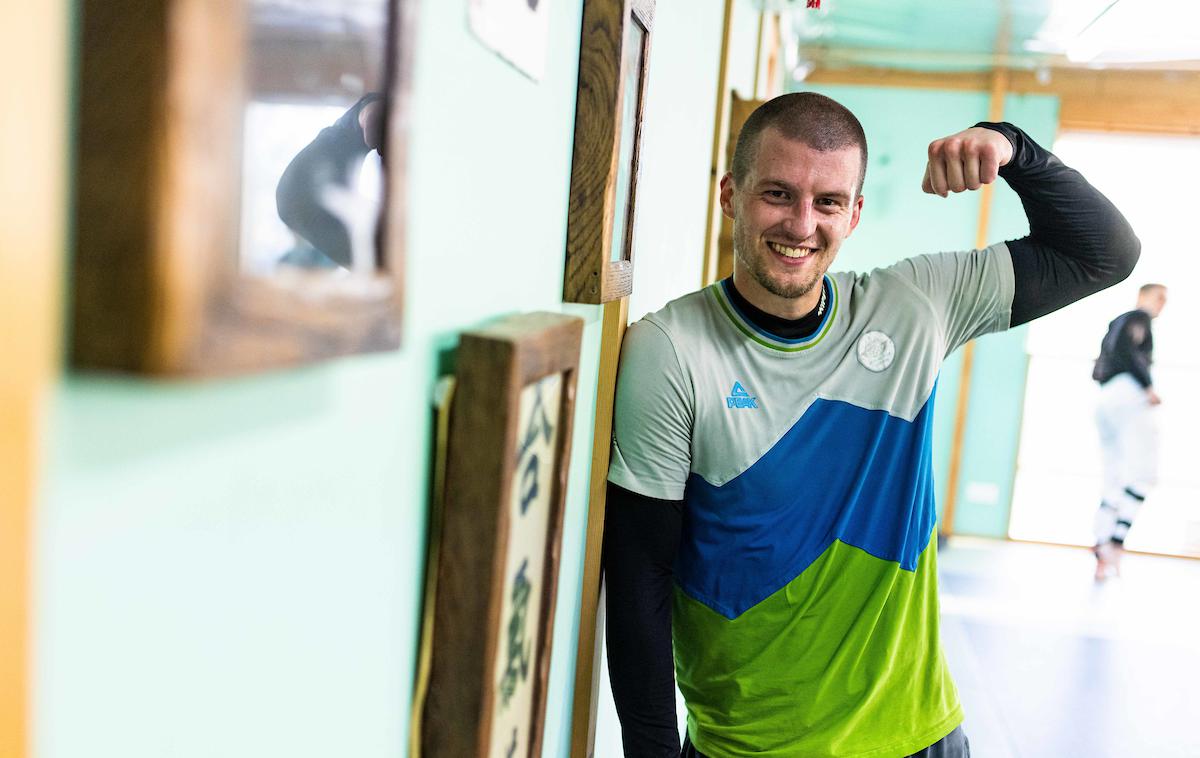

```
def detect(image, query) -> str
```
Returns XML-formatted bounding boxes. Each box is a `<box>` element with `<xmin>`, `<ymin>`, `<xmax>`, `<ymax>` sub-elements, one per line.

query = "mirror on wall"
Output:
<box><xmin>241</xmin><ymin>0</ymin><xmax>389</xmax><ymax>277</ymax></box>
<box><xmin>73</xmin><ymin>0</ymin><xmax>415</xmax><ymax>376</ymax></box>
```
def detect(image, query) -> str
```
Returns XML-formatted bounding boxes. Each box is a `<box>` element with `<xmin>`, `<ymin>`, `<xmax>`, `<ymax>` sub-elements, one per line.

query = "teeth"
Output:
<box><xmin>769</xmin><ymin>241</ymin><xmax>810</xmax><ymax>258</ymax></box>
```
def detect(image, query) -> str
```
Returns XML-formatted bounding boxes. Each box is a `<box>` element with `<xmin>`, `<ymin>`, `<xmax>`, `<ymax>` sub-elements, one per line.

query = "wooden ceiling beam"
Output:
<box><xmin>799</xmin><ymin>45</ymin><xmax>1200</xmax><ymax>73</ymax></box>
<box><xmin>804</xmin><ymin>66</ymin><xmax>1200</xmax><ymax>135</ymax></box>
<box><xmin>806</xmin><ymin>66</ymin><xmax>991</xmax><ymax>92</ymax></box>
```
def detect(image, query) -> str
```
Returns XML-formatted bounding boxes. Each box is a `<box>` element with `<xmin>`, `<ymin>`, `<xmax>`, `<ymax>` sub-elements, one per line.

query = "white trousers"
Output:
<box><xmin>1093</xmin><ymin>374</ymin><xmax>1160</xmax><ymax>544</ymax></box>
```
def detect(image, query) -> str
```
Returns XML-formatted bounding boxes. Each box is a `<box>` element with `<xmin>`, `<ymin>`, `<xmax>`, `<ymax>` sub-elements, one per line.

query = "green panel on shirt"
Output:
<box><xmin>674</xmin><ymin>531</ymin><xmax>961</xmax><ymax>758</ymax></box>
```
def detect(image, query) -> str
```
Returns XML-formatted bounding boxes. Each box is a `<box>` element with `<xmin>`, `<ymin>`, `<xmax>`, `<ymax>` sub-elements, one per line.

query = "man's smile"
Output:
<box><xmin>767</xmin><ymin>240</ymin><xmax>817</xmax><ymax>260</ymax></box>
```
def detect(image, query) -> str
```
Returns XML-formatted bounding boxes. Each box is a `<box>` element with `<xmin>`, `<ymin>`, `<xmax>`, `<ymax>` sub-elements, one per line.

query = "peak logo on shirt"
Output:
<box><xmin>726</xmin><ymin>382</ymin><xmax>759</xmax><ymax>409</ymax></box>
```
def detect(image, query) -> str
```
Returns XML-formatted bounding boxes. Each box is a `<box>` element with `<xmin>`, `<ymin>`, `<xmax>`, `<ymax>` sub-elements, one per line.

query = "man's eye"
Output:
<box><xmin>765</xmin><ymin>190</ymin><xmax>789</xmax><ymax>201</ymax></box>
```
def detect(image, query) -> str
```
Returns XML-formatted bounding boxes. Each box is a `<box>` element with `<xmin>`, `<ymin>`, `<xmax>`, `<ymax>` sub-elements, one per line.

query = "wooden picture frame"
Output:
<box><xmin>422</xmin><ymin>313</ymin><xmax>583</xmax><ymax>758</ymax></box>
<box><xmin>71</xmin><ymin>0</ymin><xmax>416</xmax><ymax>376</ymax></box>
<box><xmin>563</xmin><ymin>0</ymin><xmax>655</xmax><ymax>304</ymax></box>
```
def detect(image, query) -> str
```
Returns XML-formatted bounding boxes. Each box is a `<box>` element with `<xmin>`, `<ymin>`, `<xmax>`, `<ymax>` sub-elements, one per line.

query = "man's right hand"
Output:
<box><xmin>921</xmin><ymin>126</ymin><xmax>1014</xmax><ymax>197</ymax></box>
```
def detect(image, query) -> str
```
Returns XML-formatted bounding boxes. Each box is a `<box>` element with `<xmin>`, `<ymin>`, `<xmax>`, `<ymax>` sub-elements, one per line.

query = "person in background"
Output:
<box><xmin>1091</xmin><ymin>283</ymin><xmax>1167</xmax><ymax>580</ymax></box>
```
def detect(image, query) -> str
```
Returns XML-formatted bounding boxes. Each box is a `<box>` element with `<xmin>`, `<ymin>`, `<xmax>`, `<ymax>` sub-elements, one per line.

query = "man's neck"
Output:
<box><xmin>725</xmin><ymin>277</ymin><xmax>827</xmax><ymax>341</ymax></box>
<box><xmin>732</xmin><ymin>270</ymin><xmax>824</xmax><ymax>320</ymax></box>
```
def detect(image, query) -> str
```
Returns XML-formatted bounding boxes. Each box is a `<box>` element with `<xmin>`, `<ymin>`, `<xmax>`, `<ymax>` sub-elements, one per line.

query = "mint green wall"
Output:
<box><xmin>796</xmin><ymin>84</ymin><xmax>1058</xmax><ymax>536</ymax></box>
<box><xmin>947</xmin><ymin>93</ymin><xmax>1058</xmax><ymax>538</ymax></box>
<box><xmin>35</xmin><ymin>2</ymin><xmax>607</xmax><ymax>757</ymax></box>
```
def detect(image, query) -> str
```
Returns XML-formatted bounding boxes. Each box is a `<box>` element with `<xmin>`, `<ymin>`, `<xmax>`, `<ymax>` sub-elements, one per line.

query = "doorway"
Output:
<box><xmin>1008</xmin><ymin>131</ymin><xmax>1200</xmax><ymax>557</ymax></box>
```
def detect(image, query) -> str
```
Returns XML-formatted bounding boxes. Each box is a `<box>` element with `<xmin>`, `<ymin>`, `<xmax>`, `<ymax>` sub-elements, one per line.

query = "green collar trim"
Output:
<box><xmin>711</xmin><ymin>276</ymin><xmax>839</xmax><ymax>353</ymax></box>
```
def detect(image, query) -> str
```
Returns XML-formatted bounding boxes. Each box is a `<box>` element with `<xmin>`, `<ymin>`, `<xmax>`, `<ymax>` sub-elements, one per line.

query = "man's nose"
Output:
<box><xmin>781</xmin><ymin>202</ymin><xmax>817</xmax><ymax>241</ymax></box>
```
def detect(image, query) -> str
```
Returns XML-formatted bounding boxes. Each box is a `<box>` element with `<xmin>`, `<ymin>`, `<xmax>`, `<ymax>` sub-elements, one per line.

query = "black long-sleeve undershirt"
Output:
<box><xmin>604</xmin><ymin>485</ymin><xmax>685</xmax><ymax>757</ymax></box>
<box><xmin>275</xmin><ymin>94</ymin><xmax>381</xmax><ymax>268</ymax></box>
<box><xmin>1093</xmin><ymin>309</ymin><xmax>1154</xmax><ymax>388</ymax></box>
<box><xmin>985</xmin><ymin>121</ymin><xmax>1141</xmax><ymax>326</ymax></box>
<box><xmin>604</xmin><ymin>123</ymin><xmax>1140</xmax><ymax>757</ymax></box>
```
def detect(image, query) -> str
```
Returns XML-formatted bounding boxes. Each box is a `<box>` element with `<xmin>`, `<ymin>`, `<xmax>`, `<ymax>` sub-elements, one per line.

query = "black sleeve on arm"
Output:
<box><xmin>275</xmin><ymin>94</ymin><xmax>380</xmax><ymax>267</ymax></box>
<box><xmin>603</xmin><ymin>482</ymin><xmax>684</xmax><ymax>758</ymax></box>
<box><xmin>975</xmin><ymin>122</ymin><xmax>1141</xmax><ymax>327</ymax></box>
<box><xmin>1116</xmin><ymin>313</ymin><xmax>1155</xmax><ymax>388</ymax></box>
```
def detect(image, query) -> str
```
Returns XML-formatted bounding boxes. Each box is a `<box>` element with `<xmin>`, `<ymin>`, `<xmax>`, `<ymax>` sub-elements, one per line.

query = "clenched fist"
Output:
<box><xmin>921</xmin><ymin>127</ymin><xmax>1014</xmax><ymax>197</ymax></box>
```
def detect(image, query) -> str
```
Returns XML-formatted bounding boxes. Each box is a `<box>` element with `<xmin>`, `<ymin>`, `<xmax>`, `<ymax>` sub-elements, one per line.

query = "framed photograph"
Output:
<box><xmin>563</xmin><ymin>0</ymin><xmax>655</xmax><ymax>304</ymax></box>
<box><xmin>71</xmin><ymin>0</ymin><xmax>417</xmax><ymax>376</ymax></box>
<box><xmin>421</xmin><ymin>312</ymin><xmax>583</xmax><ymax>758</ymax></box>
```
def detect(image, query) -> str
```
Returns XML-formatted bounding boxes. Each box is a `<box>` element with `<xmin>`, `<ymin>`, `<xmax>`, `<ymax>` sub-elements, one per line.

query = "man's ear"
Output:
<box><xmin>719</xmin><ymin>173</ymin><xmax>736</xmax><ymax>219</ymax></box>
<box><xmin>846</xmin><ymin>194</ymin><xmax>864</xmax><ymax>235</ymax></box>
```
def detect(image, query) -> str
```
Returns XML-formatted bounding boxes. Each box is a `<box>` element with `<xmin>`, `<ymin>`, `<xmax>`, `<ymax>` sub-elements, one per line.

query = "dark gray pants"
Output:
<box><xmin>680</xmin><ymin>725</ymin><xmax>970</xmax><ymax>758</ymax></box>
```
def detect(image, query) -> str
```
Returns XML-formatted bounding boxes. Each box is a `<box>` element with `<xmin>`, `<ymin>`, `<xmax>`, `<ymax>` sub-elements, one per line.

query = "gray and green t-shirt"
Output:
<box><xmin>609</xmin><ymin>245</ymin><xmax>1014</xmax><ymax>758</ymax></box>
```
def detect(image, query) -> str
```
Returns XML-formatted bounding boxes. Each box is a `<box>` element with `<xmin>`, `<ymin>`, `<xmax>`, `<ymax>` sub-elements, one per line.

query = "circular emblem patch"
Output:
<box><xmin>857</xmin><ymin>330</ymin><xmax>896</xmax><ymax>372</ymax></box>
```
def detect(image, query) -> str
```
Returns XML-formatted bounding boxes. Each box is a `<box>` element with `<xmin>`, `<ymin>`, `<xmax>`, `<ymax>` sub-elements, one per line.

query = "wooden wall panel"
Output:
<box><xmin>0</xmin><ymin>1</ymin><xmax>69</xmax><ymax>756</ymax></box>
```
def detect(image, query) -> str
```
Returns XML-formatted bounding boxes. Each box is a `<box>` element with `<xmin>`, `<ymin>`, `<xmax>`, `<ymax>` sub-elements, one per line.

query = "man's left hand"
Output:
<box><xmin>922</xmin><ymin>127</ymin><xmax>1014</xmax><ymax>197</ymax></box>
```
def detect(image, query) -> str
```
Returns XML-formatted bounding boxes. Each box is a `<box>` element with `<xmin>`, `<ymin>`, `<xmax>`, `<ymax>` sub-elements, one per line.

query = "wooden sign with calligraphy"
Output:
<box><xmin>421</xmin><ymin>312</ymin><xmax>583</xmax><ymax>758</ymax></box>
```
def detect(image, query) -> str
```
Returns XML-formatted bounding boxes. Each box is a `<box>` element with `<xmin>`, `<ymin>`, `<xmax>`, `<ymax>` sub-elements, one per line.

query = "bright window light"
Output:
<box><xmin>1010</xmin><ymin>132</ymin><xmax>1200</xmax><ymax>557</ymax></box>
<box><xmin>1029</xmin><ymin>0</ymin><xmax>1200</xmax><ymax>63</ymax></box>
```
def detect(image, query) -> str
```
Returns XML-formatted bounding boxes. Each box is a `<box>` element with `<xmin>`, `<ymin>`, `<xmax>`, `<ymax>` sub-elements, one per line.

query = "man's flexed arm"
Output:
<box><xmin>921</xmin><ymin>122</ymin><xmax>1140</xmax><ymax>326</ymax></box>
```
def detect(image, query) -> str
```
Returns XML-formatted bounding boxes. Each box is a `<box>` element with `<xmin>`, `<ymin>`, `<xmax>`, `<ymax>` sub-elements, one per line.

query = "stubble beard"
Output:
<box><xmin>734</xmin><ymin>229</ymin><xmax>822</xmax><ymax>301</ymax></box>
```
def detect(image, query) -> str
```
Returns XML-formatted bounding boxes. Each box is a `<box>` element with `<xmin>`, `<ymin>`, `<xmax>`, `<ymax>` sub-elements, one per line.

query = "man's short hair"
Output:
<box><xmin>731</xmin><ymin>92</ymin><xmax>868</xmax><ymax>196</ymax></box>
<box><xmin>1139</xmin><ymin>282</ymin><xmax>1166</xmax><ymax>295</ymax></box>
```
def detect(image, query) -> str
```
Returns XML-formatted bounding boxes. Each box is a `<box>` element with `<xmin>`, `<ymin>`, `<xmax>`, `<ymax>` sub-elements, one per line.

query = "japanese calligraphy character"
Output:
<box><xmin>498</xmin><ymin>559</ymin><xmax>533</xmax><ymax>709</ymax></box>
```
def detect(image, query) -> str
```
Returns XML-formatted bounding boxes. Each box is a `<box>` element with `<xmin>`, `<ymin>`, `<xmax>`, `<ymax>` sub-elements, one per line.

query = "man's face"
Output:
<box><xmin>721</xmin><ymin>127</ymin><xmax>864</xmax><ymax>310</ymax></box>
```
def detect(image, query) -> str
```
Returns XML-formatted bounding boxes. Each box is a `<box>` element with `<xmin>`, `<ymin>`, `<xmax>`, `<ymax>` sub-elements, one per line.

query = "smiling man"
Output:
<box><xmin>603</xmin><ymin>93</ymin><xmax>1140</xmax><ymax>758</ymax></box>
